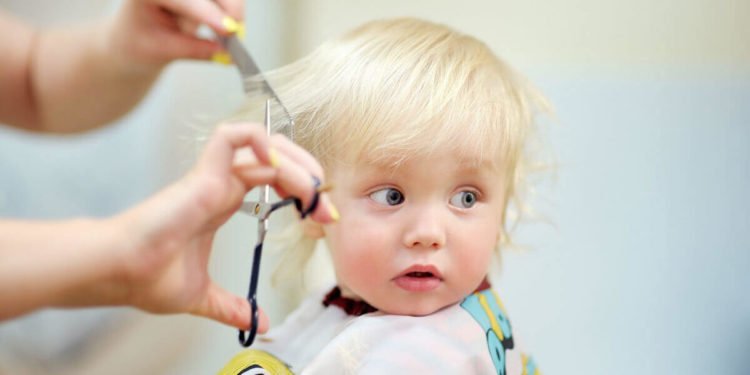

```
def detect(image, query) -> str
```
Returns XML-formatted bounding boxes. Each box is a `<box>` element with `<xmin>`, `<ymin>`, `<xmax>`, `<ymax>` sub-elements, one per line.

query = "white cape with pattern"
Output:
<box><xmin>252</xmin><ymin>288</ymin><xmax>535</xmax><ymax>375</ymax></box>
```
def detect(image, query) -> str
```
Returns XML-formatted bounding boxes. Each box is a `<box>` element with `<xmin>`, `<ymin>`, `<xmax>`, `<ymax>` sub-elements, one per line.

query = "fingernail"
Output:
<box><xmin>222</xmin><ymin>17</ymin><xmax>241</xmax><ymax>34</ymax></box>
<box><xmin>328</xmin><ymin>202</ymin><xmax>340</xmax><ymax>222</ymax></box>
<box><xmin>211</xmin><ymin>52</ymin><xmax>232</xmax><ymax>65</ymax></box>
<box><xmin>237</xmin><ymin>22</ymin><xmax>246</xmax><ymax>39</ymax></box>
<box><xmin>268</xmin><ymin>147</ymin><xmax>281</xmax><ymax>168</ymax></box>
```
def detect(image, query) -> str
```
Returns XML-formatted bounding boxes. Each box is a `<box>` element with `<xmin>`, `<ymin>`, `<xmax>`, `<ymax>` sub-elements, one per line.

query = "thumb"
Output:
<box><xmin>193</xmin><ymin>282</ymin><xmax>269</xmax><ymax>333</ymax></box>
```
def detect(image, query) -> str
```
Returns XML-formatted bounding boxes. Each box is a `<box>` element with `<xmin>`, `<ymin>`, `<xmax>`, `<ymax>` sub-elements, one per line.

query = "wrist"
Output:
<box><xmin>100</xmin><ymin>210</ymin><xmax>149</xmax><ymax>308</ymax></box>
<box><xmin>108</xmin><ymin>191</ymin><xmax>182</xmax><ymax>311</ymax></box>
<box><xmin>100</xmin><ymin>215</ymin><xmax>138</xmax><ymax>306</ymax></box>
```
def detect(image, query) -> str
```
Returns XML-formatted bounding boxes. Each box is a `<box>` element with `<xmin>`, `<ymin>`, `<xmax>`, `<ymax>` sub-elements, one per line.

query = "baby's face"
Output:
<box><xmin>323</xmin><ymin>152</ymin><xmax>506</xmax><ymax>315</ymax></box>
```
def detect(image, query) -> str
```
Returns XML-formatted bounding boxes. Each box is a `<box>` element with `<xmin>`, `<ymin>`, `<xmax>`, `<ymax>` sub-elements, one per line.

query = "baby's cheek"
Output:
<box><xmin>332</xmin><ymin>231</ymin><xmax>385</xmax><ymax>289</ymax></box>
<box><xmin>461</xmin><ymin>236</ymin><xmax>496</xmax><ymax>282</ymax></box>
<box><xmin>346</xmin><ymin>245</ymin><xmax>381</xmax><ymax>278</ymax></box>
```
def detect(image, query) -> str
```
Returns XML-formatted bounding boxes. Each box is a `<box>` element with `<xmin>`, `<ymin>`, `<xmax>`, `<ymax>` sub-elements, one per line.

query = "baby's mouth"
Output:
<box><xmin>406</xmin><ymin>271</ymin><xmax>435</xmax><ymax>278</ymax></box>
<box><xmin>394</xmin><ymin>265</ymin><xmax>443</xmax><ymax>292</ymax></box>
<box><xmin>396</xmin><ymin>264</ymin><xmax>443</xmax><ymax>280</ymax></box>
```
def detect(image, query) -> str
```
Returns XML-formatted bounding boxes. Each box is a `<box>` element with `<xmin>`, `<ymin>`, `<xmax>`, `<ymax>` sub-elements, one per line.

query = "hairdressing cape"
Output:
<box><xmin>219</xmin><ymin>287</ymin><xmax>540</xmax><ymax>375</ymax></box>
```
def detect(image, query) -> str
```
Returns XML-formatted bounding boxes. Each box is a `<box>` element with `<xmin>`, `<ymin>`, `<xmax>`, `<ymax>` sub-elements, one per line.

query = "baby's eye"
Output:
<box><xmin>450</xmin><ymin>190</ymin><xmax>478</xmax><ymax>209</ymax></box>
<box><xmin>369</xmin><ymin>188</ymin><xmax>405</xmax><ymax>206</ymax></box>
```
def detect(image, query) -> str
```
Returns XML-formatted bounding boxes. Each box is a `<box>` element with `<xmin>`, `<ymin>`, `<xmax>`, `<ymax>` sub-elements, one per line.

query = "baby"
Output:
<box><xmin>220</xmin><ymin>17</ymin><xmax>548</xmax><ymax>375</ymax></box>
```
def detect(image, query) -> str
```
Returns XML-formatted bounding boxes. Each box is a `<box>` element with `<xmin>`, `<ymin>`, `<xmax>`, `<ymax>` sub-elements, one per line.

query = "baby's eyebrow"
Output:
<box><xmin>461</xmin><ymin>157</ymin><xmax>506</xmax><ymax>173</ymax></box>
<box><xmin>453</xmin><ymin>158</ymin><xmax>496</xmax><ymax>171</ymax></box>
<box><xmin>453</xmin><ymin>163</ymin><xmax>507</xmax><ymax>185</ymax></box>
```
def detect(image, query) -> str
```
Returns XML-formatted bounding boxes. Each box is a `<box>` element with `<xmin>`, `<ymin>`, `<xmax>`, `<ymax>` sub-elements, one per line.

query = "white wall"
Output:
<box><xmin>284</xmin><ymin>0</ymin><xmax>750</xmax><ymax>74</ymax></box>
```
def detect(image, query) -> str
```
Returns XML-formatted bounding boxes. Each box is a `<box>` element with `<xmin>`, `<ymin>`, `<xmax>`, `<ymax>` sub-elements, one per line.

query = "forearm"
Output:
<box><xmin>1</xmin><ymin>0</ymin><xmax>241</xmax><ymax>133</ymax></box>
<box><xmin>0</xmin><ymin>218</ymin><xmax>130</xmax><ymax>320</ymax></box>
<box><xmin>0</xmin><ymin>10</ymin><xmax>38</xmax><ymax>127</ymax></box>
<box><xmin>28</xmin><ymin>19</ymin><xmax>162</xmax><ymax>133</ymax></box>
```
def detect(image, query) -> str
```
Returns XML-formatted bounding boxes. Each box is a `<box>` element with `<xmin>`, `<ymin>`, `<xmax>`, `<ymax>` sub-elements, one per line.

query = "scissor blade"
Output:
<box><xmin>239</xmin><ymin>201</ymin><xmax>274</xmax><ymax>220</ymax></box>
<box><xmin>220</xmin><ymin>35</ymin><xmax>295</xmax><ymax>139</ymax></box>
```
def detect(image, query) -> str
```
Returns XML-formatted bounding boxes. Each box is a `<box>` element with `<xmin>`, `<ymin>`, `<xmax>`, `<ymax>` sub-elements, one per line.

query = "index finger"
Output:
<box><xmin>270</xmin><ymin>134</ymin><xmax>324</xmax><ymax>182</ymax></box>
<box><xmin>203</xmin><ymin>123</ymin><xmax>335</xmax><ymax>222</ymax></box>
<box><xmin>161</xmin><ymin>0</ymin><xmax>243</xmax><ymax>35</ymax></box>
<box><xmin>212</xmin><ymin>125</ymin><xmax>335</xmax><ymax>223</ymax></box>
<box><xmin>214</xmin><ymin>0</ymin><xmax>243</xmax><ymax>23</ymax></box>
<box><xmin>199</xmin><ymin>123</ymin><xmax>274</xmax><ymax>174</ymax></box>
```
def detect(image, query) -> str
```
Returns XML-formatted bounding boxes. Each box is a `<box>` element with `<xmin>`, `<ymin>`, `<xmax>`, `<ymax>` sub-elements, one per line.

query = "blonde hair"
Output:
<box><xmin>232</xmin><ymin>18</ymin><xmax>550</xmax><ymax>288</ymax></box>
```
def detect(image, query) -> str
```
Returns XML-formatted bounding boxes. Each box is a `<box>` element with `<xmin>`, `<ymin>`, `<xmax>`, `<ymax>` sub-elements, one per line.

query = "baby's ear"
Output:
<box><xmin>301</xmin><ymin>218</ymin><xmax>325</xmax><ymax>239</ymax></box>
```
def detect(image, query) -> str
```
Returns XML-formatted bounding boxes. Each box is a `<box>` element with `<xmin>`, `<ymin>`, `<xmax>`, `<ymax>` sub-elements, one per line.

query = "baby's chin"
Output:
<box><xmin>373</xmin><ymin>297</ymin><xmax>461</xmax><ymax>316</ymax></box>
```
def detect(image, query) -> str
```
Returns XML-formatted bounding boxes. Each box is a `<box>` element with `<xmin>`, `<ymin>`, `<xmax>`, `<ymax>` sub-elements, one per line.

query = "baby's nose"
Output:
<box><xmin>402</xmin><ymin>208</ymin><xmax>446</xmax><ymax>250</ymax></box>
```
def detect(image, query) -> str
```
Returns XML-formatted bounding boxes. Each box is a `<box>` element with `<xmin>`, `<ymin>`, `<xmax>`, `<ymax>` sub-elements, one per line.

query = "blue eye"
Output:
<box><xmin>450</xmin><ymin>191</ymin><xmax>478</xmax><ymax>208</ymax></box>
<box><xmin>370</xmin><ymin>188</ymin><xmax>405</xmax><ymax>206</ymax></box>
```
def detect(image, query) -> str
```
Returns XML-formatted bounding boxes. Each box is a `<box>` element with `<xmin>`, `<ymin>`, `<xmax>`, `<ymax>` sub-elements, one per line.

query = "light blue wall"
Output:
<box><xmin>501</xmin><ymin>73</ymin><xmax>750</xmax><ymax>374</ymax></box>
<box><xmin>0</xmin><ymin>92</ymin><xmax>166</xmax><ymax>219</ymax></box>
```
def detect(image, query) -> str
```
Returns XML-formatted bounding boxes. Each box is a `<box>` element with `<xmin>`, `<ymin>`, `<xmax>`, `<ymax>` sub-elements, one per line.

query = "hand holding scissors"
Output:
<box><xmin>110</xmin><ymin>123</ymin><xmax>336</xmax><ymax>330</ymax></box>
<box><xmin>218</xmin><ymin>28</ymin><xmax>338</xmax><ymax>347</ymax></box>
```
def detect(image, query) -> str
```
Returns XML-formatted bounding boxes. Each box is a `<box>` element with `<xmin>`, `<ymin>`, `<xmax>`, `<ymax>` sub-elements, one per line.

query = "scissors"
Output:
<box><xmin>219</xmin><ymin>32</ymin><xmax>320</xmax><ymax>347</ymax></box>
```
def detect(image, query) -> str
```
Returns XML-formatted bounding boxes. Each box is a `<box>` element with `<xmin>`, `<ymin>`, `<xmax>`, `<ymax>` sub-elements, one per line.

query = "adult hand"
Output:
<box><xmin>111</xmin><ymin>123</ymin><xmax>337</xmax><ymax>331</ymax></box>
<box><xmin>0</xmin><ymin>123</ymin><xmax>336</xmax><ymax>330</ymax></box>
<box><xmin>0</xmin><ymin>0</ymin><xmax>244</xmax><ymax>132</ymax></box>
<box><xmin>110</xmin><ymin>0</ymin><xmax>245</xmax><ymax>70</ymax></box>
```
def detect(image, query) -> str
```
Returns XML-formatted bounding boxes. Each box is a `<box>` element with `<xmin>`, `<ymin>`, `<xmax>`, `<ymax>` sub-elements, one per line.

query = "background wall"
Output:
<box><xmin>1</xmin><ymin>0</ymin><xmax>748</xmax><ymax>374</ymax></box>
<box><xmin>280</xmin><ymin>1</ymin><xmax>750</xmax><ymax>374</ymax></box>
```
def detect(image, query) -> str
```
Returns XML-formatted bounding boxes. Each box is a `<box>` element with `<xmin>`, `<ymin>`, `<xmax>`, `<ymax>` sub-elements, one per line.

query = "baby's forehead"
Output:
<box><xmin>321</xmin><ymin>116</ymin><xmax>512</xmax><ymax>177</ymax></box>
<box><xmin>329</xmin><ymin>150</ymin><xmax>504</xmax><ymax>175</ymax></box>
<box><xmin>383</xmin><ymin>143</ymin><xmax>499</xmax><ymax>165</ymax></box>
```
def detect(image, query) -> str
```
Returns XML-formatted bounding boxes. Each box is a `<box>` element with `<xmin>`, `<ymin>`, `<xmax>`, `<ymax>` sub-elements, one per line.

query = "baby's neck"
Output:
<box><xmin>325</xmin><ymin>277</ymin><xmax>492</xmax><ymax>317</ymax></box>
<box><xmin>322</xmin><ymin>286</ymin><xmax>377</xmax><ymax>316</ymax></box>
